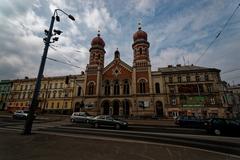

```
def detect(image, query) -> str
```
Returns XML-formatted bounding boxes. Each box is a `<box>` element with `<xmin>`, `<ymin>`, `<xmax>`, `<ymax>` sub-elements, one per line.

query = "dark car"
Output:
<box><xmin>175</xmin><ymin>115</ymin><xmax>205</xmax><ymax>128</ymax></box>
<box><xmin>70</xmin><ymin>112</ymin><xmax>93</xmax><ymax>123</ymax></box>
<box><xmin>204</xmin><ymin>118</ymin><xmax>240</xmax><ymax>136</ymax></box>
<box><xmin>89</xmin><ymin>115</ymin><xmax>128</xmax><ymax>129</ymax></box>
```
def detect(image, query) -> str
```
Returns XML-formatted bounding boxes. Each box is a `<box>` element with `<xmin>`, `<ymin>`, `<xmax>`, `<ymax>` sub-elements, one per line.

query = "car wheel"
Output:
<box><xmin>115</xmin><ymin>124</ymin><xmax>120</xmax><ymax>130</ymax></box>
<box><xmin>214</xmin><ymin>129</ymin><xmax>221</xmax><ymax>135</ymax></box>
<box><xmin>71</xmin><ymin>119</ymin><xmax>75</xmax><ymax>123</ymax></box>
<box><xmin>94</xmin><ymin>123</ymin><xmax>99</xmax><ymax>128</ymax></box>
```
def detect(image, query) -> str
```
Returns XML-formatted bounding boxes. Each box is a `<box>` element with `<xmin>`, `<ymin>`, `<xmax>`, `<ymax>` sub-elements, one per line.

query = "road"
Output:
<box><xmin>0</xmin><ymin>115</ymin><xmax>240</xmax><ymax>158</ymax></box>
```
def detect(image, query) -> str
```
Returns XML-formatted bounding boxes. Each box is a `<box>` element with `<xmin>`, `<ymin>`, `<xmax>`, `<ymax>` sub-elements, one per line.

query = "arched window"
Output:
<box><xmin>139</xmin><ymin>79</ymin><xmax>146</xmax><ymax>93</ymax></box>
<box><xmin>114</xmin><ymin>80</ymin><xmax>120</xmax><ymax>95</ymax></box>
<box><xmin>104</xmin><ymin>80</ymin><xmax>110</xmax><ymax>95</ymax></box>
<box><xmin>123</xmin><ymin>80</ymin><xmax>130</xmax><ymax>95</ymax></box>
<box><xmin>77</xmin><ymin>86</ymin><xmax>82</xmax><ymax>96</ymax></box>
<box><xmin>155</xmin><ymin>83</ymin><xmax>160</xmax><ymax>94</ymax></box>
<box><xmin>139</xmin><ymin>48</ymin><xmax>142</xmax><ymax>54</ymax></box>
<box><xmin>88</xmin><ymin>82</ymin><xmax>94</xmax><ymax>95</ymax></box>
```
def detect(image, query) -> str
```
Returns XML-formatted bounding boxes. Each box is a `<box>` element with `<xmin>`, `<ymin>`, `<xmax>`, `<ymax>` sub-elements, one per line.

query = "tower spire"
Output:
<box><xmin>138</xmin><ymin>21</ymin><xmax>141</xmax><ymax>30</ymax></box>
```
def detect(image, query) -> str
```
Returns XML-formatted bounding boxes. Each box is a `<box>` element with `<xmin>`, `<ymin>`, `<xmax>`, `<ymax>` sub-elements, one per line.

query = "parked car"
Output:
<box><xmin>89</xmin><ymin>115</ymin><xmax>128</xmax><ymax>129</ymax></box>
<box><xmin>12</xmin><ymin>110</ymin><xmax>36</xmax><ymax>120</ymax></box>
<box><xmin>204</xmin><ymin>118</ymin><xmax>240</xmax><ymax>136</ymax></box>
<box><xmin>70</xmin><ymin>112</ymin><xmax>93</xmax><ymax>123</ymax></box>
<box><xmin>175</xmin><ymin>115</ymin><xmax>205</xmax><ymax>128</ymax></box>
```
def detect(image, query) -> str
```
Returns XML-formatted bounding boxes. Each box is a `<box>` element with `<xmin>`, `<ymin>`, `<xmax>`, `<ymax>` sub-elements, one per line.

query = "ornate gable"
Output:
<box><xmin>103</xmin><ymin>59</ymin><xmax>132</xmax><ymax>79</ymax></box>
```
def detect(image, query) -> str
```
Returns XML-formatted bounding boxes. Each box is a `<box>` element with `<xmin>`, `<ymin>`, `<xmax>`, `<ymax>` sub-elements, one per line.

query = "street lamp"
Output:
<box><xmin>23</xmin><ymin>9</ymin><xmax>75</xmax><ymax>135</ymax></box>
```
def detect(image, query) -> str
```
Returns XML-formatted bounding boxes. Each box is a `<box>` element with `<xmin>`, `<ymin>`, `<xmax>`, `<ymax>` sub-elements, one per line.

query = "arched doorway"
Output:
<box><xmin>74</xmin><ymin>102</ymin><xmax>81</xmax><ymax>112</ymax></box>
<box><xmin>112</xmin><ymin>100</ymin><xmax>120</xmax><ymax>116</ymax></box>
<box><xmin>102</xmin><ymin>100</ymin><xmax>110</xmax><ymax>115</ymax></box>
<box><xmin>156</xmin><ymin>101</ymin><xmax>163</xmax><ymax>117</ymax></box>
<box><xmin>123</xmin><ymin>99</ymin><xmax>130</xmax><ymax>117</ymax></box>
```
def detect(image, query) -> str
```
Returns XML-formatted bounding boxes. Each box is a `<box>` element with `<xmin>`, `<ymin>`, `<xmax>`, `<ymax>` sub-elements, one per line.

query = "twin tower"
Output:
<box><xmin>85</xmin><ymin>26</ymin><xmax>153</xmax><ymax>98</ymax></box>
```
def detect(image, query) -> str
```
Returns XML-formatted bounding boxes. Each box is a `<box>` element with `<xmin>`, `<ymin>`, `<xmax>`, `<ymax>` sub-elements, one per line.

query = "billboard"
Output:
<box><xmin>182</xmin><ymin>96</ymin><xmax>204</xmax><ymax>108</ymax></box>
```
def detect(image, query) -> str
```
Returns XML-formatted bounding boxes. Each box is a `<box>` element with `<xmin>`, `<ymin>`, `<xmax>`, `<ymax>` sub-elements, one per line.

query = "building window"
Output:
<box><xmin>114</xmin><ymin>80</ymin><xmax>120</xmax><ymax>95</ymax></box>
<box><xmin>48</xmin><ymin>91</ymin><xmax>51</xmax><ymax>98</ymax></box>
<box><xmin>88</xmin><ymin>82</ymin><xmax>94</xmax><ymax>95</ymax></box>
<box><xmin>60</xmin><ymin>83</ymin><xmax>63</xmax><ymax>88</ymax></box>
<box><xmin>205</xmin><ymin>74</ymin><xmax>209</xmax><ymax>81</ymax></box>
<box><xmin>53</xmin><ymin>91</ymin><xmax>56</xmax><ymax>98</ymax></box>
<box><xmin>186</xmin><ymin>75</ymin><xmax>190</xmax><ymax>82</ymax></box>
<box><xmin>139</xmin><ymin>79</ymin><xmax>146</xmax><ymax>93</ymax></box>
<box><xmin>123</xmin><ymin>80</ymin><xmax>130</xmax><ymax>95</ymax></box>
<box><xmin>24</xmin><ymin>85</ymin><xmax>28</xmax><ymax>90</ymax></box>
<box><xmin>169</xmin><ymin>86</ymin><xmax>176</xmax><ymax>94</ymax></box>
<box><xmin>177</xmin><ymin>76</ymin><xmax>181</xmax><ymax>83</ymax></box>
<box><xmin>104</xmin><ymin>80</ymin><xmax>110</xmax><ymax>96</ymax></box>
<box><xmin>210</xmin><ymin>98</ymin><xmax>215</xmax><ymax>105</ymax></box>
<box><xmin>196</xmin><ymin>75</ymin><xmax>200</xmax><ymax>82</ymax></box>
<box><xmin>171</xmin><ymin>98</ymin><xmax>176</xmax><ymax>105</ymax></box>
<box><xmin>155</xmin><ymin>83</ymin><xmax>160</xmax><ymax>94</ymax></box>
<box><xmin>20</xmin><ymin>85</ymin><xmax>23</xmax><ymax>90</ymax></box>
<box><xmin>55</xmin><ymin>83</ymin><xmax>58</xmax><ymax>88</ymax></box>
<box><xmin>207</xmin><ymin>84</ymin><xmax>213</xmax><ymax>93</ymax></box>
<box><xmin>57</xmin><ymin>102</ymin><xmax>59</xmax><ymax>108</ymax></box>
<box><xmin>49</xmin><ymin>84</ymin><xmax>52</xmax><ymax>89</ymax></box>
<box><xmin>51</xmin><ymin>102</ymin><xmax>54</xmax><ymax>108</ymax></box>
<box><xmin>169</xmin><ymin>77</ymin><xmax>173</xmax><ymax>83</ymax></box>
<box><xmin>77</xmin><ymin>86</ymin><xmax>82</xmax><ymax>96</ymax></box>
<box><xmin>65</xmin><ymin>102</ymin><xmax>68</xmax><ymax>108</ymax></box>
<box><xmin>44</xmin><ymin>84</ymin><xmax>47</xmax><ymax>89</ymax></box>
<box><xmin>139</xmin><ymin>48</ymin><xmax>142</xmax><ymax>54</ymax></box>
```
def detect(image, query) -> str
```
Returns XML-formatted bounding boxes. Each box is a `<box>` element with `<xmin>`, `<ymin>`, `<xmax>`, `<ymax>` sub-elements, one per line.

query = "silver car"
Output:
<box><xmin>70</xmin><ymin>112</ymin><xmax>93</xmax><ymax>123</ymax></box>
<box><xmin>12</xmin><ymin>110</ymin><xmax>33</xmax><ymax>120</ymax></box>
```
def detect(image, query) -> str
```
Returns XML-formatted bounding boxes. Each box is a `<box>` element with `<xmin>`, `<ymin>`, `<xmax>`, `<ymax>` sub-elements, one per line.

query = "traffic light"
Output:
<box><xmin>65</xmin><ymin>76</ymin><xmax>69</xmax><ymax>84</ymax></box>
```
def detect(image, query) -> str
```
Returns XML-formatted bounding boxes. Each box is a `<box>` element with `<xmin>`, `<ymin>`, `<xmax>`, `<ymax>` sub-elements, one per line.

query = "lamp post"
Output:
<box><xmin>23</xmin><ymin>9</ymin><xmax>75</xmax><ymax>135</ymax></box>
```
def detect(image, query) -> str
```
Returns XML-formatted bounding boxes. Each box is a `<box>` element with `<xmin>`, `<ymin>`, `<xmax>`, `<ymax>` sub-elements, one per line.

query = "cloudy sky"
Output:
<box><xmin>0</xmin><ymin>0</ymin><xmax>240</xmax><ymax>84</ymax></box>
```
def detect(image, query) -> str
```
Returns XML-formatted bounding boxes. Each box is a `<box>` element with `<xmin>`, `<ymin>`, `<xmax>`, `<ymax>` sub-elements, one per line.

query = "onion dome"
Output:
<box><xmin>91</xmin><ymin>31</ymin><xmax>105</xmax><ymax>47</ymax></box>
<box><xmin>133</xmin><ymin>26</ymin><xmax>147</xmax><ymax>42</ymax></box>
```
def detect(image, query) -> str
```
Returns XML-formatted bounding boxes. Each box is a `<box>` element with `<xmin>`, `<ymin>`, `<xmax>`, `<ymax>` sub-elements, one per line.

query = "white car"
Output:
<box><xmin>70</xmin><ymin>112</ymin><xmax>93</xmax><ymax>123</ymax></box>
<box><xmin>12</xmin><ymin>110</ymin><xmax>36</xmax><ymax>120</ymax></box>
<box><xmin>12</xmin><ymin>110</ymin><xmax>28</xmax><ymax>119</ymax></box>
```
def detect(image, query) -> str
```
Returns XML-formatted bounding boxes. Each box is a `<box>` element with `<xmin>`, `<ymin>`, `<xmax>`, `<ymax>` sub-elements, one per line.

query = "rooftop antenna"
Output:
<box><xmin>182</xmin><ymin>56</ymin><xmax>186</xmax><ymax>65</ymax></box>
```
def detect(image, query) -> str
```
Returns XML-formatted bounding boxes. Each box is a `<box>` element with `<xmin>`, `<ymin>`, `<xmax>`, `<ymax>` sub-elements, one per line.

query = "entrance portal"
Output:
<box><xmin>123</xmin><ymin>100</ymin><xmax>130</xmax><ymax>116</ymax></box>
<box><xmin>102</xmin><ymin>101</ymin><xmax>110</xmax><ymax>115</ymax></box>
<box><xmin>156</xmin><ymin>101</ymin><xmax>163</xmax><ymax>117</ymax></box>
<box><xmin>112</xmin><ymin>100</ymin><xmax>120</xmax><ymax>115</ymax></box>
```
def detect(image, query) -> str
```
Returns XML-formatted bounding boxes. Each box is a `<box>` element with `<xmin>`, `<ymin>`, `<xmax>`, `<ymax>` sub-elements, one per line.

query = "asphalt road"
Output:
<box><xmin>1</xmin><ymin>116</ymin><xmax>240</xmax><ymax>157</ymax></box>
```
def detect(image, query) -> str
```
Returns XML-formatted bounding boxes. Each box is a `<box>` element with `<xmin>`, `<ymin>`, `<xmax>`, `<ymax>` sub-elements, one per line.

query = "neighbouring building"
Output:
<box><xmin>7</xmin><ymin>76</ymin><xmax>76</xmax><ymax>114</ymax></box>
<box><xmin>0</xmin><ymin>80</ymin><xmax>12</xmax><ymax>110</ymax></box>
<box><xmin>4</xmin><ymin>26</ymin><xmax>229</xmax><ymax>118</ymax></box>
<box><xmin>227</xmin><ymin>84</ymin><xmax>240</xmax><ymax>118</ymax></box>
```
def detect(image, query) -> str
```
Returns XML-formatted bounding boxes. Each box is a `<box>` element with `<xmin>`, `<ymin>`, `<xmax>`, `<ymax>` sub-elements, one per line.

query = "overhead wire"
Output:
<box><xmin>46</xmin><ymin>57</ymin><xmax>82</xmax><ymax>69</ymax></box>
<box><xmin>195</xmin><ymin>3</ymin><xmax>240</xmax><ymax>64</ymax></box>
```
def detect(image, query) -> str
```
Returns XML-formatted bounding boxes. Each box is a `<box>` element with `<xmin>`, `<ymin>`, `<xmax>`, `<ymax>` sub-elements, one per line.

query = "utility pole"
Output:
<box><xmin>23</xmin><ymin>9</ymin><xmax>75</xmax><ymax>135</ymax></box>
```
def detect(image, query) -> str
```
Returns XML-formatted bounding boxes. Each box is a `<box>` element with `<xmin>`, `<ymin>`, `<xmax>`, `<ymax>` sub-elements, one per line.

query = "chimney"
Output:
<box><xmin>176</xmin><ymin>64</ymin><xmax>181</xmax><ymax>67</ymax></box>
<box><xmin>168</xmin><ymin>65</ymin><xmax>173</xmax><ymax>68</ymax></box>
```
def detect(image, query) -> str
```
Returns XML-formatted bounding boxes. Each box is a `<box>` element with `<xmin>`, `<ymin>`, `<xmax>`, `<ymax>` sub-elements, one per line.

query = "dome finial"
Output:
<box><xmin>138</xmin><ymin>21</ymin><xmax>141</xmax><ymax>30</ymax></box>
<box><xmin>97</xmin><ymin>29</ymin><xmax>100</xmax><ymax>37</ymax></box>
